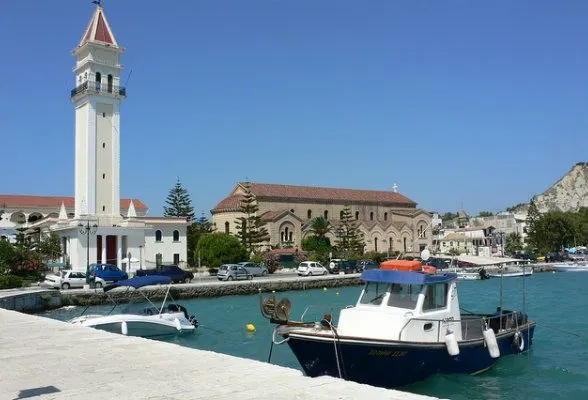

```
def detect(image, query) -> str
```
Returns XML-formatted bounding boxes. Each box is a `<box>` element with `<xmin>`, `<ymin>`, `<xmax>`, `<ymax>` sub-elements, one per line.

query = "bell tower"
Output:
<box><xmin>71</xmin><ymin>4</ymin><xmax>126</xmax><ymax>218</ymax></box>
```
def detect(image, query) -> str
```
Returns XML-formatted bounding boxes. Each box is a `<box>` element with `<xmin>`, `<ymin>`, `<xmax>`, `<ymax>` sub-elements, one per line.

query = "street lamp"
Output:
<box><xmin>78</xmin><ymin>220</ymin><xmax>98</xmax><ymax>284</ymax></box>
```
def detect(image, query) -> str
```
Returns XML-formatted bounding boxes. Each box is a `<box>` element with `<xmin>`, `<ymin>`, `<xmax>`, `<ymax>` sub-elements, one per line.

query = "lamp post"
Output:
<box><xmin>78</xmin><ymin>220</ymin><xmax>98</xmax><ymax>284</ymax></box>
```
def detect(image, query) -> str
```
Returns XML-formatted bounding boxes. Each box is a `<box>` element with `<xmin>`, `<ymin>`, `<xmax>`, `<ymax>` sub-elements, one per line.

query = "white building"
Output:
<box><xmin>0</xmin><ymin>5</ymin><xmax>187</xmax><ymax>273</ymax></box>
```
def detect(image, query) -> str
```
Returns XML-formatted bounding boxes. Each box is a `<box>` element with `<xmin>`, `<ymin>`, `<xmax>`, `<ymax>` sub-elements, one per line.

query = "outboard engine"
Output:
<box><xmin>189</xmin><ymin>315</ymin><xmax>199</xmax><ymax>327</ymax></box>
<box><xmin>479</xmin><ymin>268</ymin><xmax>490</xmax><ymax>280</ymax></box>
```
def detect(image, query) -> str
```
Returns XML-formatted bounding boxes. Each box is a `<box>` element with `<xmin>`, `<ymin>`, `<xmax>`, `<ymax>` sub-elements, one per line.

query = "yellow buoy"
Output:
<box><xmin>246</xmin><ymin>323</ymin><xmax>256</xmax><ymax>332</ymax></box>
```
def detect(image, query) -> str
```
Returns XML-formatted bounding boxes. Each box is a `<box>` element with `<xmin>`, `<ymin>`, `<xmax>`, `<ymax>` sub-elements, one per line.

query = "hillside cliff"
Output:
<box><xmin>532</xmin><ymin>162</ymin><xmax>588</xmax><ymax>213</ymax></box>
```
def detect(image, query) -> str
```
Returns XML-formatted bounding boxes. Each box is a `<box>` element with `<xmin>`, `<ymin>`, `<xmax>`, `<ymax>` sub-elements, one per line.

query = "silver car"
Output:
<box><xmin>237</xmin><ymin>262</ymin><xmax>268</xmax><ymax>277</ymax></box>
<box><xmin>217</xmin><ymin>264</ymin><xmax>253</xmax><ymax>281</ymax></box>
<box><xmin>43</xmin><ymin>270</ymin><xmax>106</xmax><ymax>289</ymax></box>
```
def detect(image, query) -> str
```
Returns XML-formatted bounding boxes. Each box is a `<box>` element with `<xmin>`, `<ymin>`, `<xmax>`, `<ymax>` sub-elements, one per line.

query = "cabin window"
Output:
<box><xmin>422</xmin><ymin>283</ymin><xmax>448</xmax><ymax>312</ymax></box>
<box><xmin>359</xmin><ymin>282</ymin><xmax>386</xmax><ymax>306</ymax></box>
<box><xmin>386</xmin><ymin>283</ymin><xmax>423</xmax><ymax>310</ymax></box>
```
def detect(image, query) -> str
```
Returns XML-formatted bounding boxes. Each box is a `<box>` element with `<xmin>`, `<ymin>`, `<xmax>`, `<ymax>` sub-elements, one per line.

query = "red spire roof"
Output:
<box><xmin>78</xmin><ymin>5</ymin><xmax>118</xmax><ymax>47</ymax></box>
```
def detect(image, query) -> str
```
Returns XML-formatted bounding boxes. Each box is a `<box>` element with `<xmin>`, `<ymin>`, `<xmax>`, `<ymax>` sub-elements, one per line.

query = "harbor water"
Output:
<box><xmin>42</xmin><ymin>272</ymin><xmax>588</xmax><ymax>399</ymax></box>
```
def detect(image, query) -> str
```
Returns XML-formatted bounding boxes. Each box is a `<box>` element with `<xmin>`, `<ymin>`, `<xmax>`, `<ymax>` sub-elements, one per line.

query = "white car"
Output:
<box><xmin>43</xmin><ymin>270</ymin><xmax>106</xmax><ymax>290</ymax></box>
<box><xmin>297</xmin><ymin>261</ymin><xmax>328</xmax><ymax>277</ymax></box>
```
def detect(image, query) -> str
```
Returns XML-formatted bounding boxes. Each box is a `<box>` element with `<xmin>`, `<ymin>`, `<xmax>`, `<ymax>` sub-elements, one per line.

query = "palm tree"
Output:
<box><xmin>310</xmin><ymin>217</ymin><xmax>331</xmax><ymax>239</ymax></box>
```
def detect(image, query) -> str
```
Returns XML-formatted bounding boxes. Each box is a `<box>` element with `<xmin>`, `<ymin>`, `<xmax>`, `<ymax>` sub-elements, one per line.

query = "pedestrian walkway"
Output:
<box><xmin>0</xmin><ymin>309</ymin><xmax>438</xmax><ymax>400</ymax></box>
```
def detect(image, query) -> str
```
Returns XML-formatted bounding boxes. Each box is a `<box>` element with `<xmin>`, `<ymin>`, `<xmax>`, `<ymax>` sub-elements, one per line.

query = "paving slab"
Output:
<box><xmin>0</xmin><ymin>309</ymin><xmax>439</xmax><ymax>400</ymax></box>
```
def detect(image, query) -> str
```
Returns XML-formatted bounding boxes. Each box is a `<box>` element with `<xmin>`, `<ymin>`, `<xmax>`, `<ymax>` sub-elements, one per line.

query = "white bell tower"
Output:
<box><xmin>71</xmin><ymin>4</ymin><xmax>125</xmax><ymax>218</ymax></box>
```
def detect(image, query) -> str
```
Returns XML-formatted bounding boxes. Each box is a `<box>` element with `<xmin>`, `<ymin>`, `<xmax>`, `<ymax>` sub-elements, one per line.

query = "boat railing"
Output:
<box><xmin>397</xmin><ymin>310</ymin><xmax>528</xmax><ymax>341</ymax></box>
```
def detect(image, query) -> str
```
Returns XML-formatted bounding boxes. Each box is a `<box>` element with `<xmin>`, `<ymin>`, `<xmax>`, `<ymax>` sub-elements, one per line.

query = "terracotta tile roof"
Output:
<box><xmin>211</xmin><ymin>195</ymin><xmax>244</xmax><ymax>213</ymax></box>
<box><xmin>0</xmin><ymin>195</ymin><xmax>147</xmax><ymax>210</ymax></box>
<box><xmin>246</xmin><ymin>183</ymin><xmax>416</xmax><ymax>206</ymax></box>
<box><xmin>78</xmin><ymin>5</ymin><xmax>118</xmax><ymax>47</ymax></box>
<box><xmin>442</xmin><ymin>233</ymin><xmax>466</xmax><ymax>241</ymax></box>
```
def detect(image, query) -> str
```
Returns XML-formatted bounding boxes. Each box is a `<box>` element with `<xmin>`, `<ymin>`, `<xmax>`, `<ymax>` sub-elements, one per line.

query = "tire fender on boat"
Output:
<box><xmin>483</xmin><ymin>327</ymin><xmax>500</xmax><ymax>358</ymax></box>
<box><xmin>513</xmin><ymin>331</ymin><xmax>525</xmax><ymax>351</ymax></box>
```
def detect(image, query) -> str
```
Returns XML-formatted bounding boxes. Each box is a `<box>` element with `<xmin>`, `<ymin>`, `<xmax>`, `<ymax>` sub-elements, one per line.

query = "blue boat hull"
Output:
<box><xmin>284</xmin><ymin>323</ymin><xmax>535</xmax><ymax>388</ymax></box>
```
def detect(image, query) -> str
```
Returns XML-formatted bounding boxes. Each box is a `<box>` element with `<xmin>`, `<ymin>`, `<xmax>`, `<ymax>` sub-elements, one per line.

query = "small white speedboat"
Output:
<box><xmin>553</xmin><ymin>262</ymin><xmax>588</xmax><ymax>272</ymax></box>
<box><xmin>69</xmin><ymin>276</ymin><xmax>198</xmax><ymax>338</ymax></box>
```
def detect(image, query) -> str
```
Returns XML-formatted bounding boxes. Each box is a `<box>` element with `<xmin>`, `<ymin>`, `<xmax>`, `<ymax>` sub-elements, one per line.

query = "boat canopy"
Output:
<box><xmin>360</xmin><ymin>269</ymin><xmax>457</xmax><ymax>285</ymax></box>
<box><xmin>457</xmin><ymin>255</ymin><xmax>520</xmax><ymax>266</ymax></box>
<box><xmin>103</xmin><ymin>275</ymin><xmax>172</xmax><ymax>292</ymax></box>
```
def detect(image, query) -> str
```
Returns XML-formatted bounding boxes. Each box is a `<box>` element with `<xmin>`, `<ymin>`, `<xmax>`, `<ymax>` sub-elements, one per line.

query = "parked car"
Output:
<box><xmin>328</xmin><ymin>259</ymin><xmax>344</xmax><ymax>273</ymax></box>
<box><xmin>237</xmin><ymin>262</ymin><xmax>269</xmax><ymax>277</ymax></box>
<box><xmin>43</xmin><ymin>270</ymin><xmax>106</xmax><ymax>290</ymax></box>
<box><xmin>514</xmin><ymin>253</ymin><xmax>537</xmax><ymax>263</ymax></box>
<box><xmin>297</xmin><ymin>261</ymin><xmax>328</xmax><ymax>276</ymax></box>
<box><xmin>135</xmin><ymin>264</ymin><xmax>194</xmax><ymax>283</ymax></box>
<box><xmin>89</xmin><ymin>263</ymin><xmax>128</xmax><ymax>283</ymax></box>
<box><xmin>217</xmin><ymin>264</ymin><xmax>253</xmax><ymax>281</ymax></box>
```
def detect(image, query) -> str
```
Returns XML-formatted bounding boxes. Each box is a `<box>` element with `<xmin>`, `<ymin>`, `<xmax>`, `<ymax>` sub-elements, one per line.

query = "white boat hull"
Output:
<box><xmin>69</xmin><ymin>312</ymin><xmax>195</xmax><ymax>338</ymax></box>
<box><xmin>488</xmin><ymin>270</ymin><xmax>533</xmax><ymax>278</ymax></box>
<box><xmin>554</xmin><ymin>263</ymin><xmax>588</xmax><ymax>272</ymax></box>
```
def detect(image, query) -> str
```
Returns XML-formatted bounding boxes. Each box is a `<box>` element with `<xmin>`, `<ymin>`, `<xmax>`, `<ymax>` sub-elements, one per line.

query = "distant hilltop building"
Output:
<box><xmin>212</xmin><ymin>182</ymin><xmax>432</xmax><ymax>255</ymax></box>
<box><xmin>0</xmin><ymin>4</ymin><xmax>187</xmax><ymax>270</ymax></box>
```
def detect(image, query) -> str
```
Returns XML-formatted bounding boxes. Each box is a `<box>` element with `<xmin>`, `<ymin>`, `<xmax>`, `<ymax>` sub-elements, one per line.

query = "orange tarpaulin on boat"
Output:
<box><xmin>380</xmin><ymin>260</ymin><xmax>422</xmax><ymax>271</ymax></box>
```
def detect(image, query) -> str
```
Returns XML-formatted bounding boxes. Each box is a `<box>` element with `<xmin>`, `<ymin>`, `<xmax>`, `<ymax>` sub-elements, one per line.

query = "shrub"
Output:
<box><xmin>0</xmin><ymin>274</ymin><xmax>24</xmax><ymax>289</ymax></box>
<box><xmin>261</xmin><ymin>251</ymin><xmax>280</xmax><ymax>274</ymax></box>
<box><xmin>195</xmin><ymin>233</ymin><xmax>248</xmax><ymax>269</ymax></box>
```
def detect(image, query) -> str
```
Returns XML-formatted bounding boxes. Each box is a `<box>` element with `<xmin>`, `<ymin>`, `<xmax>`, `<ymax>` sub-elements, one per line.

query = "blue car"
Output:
<box><xmin>89</xmin><ymin>263</ymin><xmax>128</xmax><ymax>282</ymax></box>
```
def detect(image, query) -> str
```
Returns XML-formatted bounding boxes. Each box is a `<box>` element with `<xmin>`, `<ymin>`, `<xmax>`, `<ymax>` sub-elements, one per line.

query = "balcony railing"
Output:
<box><xmin>70</xmin><ymin>81</ymin><xmax>127</xmax><ymax>98</ymax></box>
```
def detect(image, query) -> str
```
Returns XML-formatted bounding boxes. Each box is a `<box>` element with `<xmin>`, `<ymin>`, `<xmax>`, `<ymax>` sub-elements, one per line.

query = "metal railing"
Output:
<box><xmin>70</xmin><ymin>81</ymin><xmax>126</xmax><ymax>98</ymax></box>
<box><xmin>397</xmin><ymin>310</ymin><xmax>528</xmax><ymax>341</ymax></box>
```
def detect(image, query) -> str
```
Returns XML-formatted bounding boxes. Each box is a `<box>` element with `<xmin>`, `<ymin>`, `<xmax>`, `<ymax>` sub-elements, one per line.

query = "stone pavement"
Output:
<box><xmin>0</xmin><ymin>309</ymin><xmax>438</xmax><ymax>400</ymax></box>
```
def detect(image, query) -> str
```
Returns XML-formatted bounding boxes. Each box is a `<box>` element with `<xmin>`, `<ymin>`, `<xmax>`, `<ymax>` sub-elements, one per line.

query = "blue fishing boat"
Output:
<box><xmin>262</xmin><ymin>260</ymin><xmax>535</xmax><ymax>388</ymax></box>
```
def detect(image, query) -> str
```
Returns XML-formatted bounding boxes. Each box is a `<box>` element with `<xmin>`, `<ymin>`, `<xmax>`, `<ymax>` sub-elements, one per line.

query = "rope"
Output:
<box><xmin>325</xmin><ymin>320</ymin><xmax>345</xmax><ymax>379</ymax></box>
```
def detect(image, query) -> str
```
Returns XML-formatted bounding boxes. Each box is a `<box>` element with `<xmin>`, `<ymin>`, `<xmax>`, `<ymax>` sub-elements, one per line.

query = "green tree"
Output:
<box><xmin>163</xmin><ymin>178</ymin><xmax>195</xmax><ymax>222</ymax></box>
<box><xmin>533</xmin><ymin>211</ymin><xmax>577</xmax><ymax>253</ymax></box>
<box><xmin>526</xmin><ymin>198</ymin><xmax>541</xmax><ymax>249</ymax></box>
<box><xmin>477</xmin><ymin>211</ymin><xmax>493</xmax><ymax>217</ymax></box>
<box><xmin>38</xmin><ymin>233</ymin><xmax>62</xmax><ymax>261</ymax></box>
<box><xmin>234</xmin><ymin>183</ymin><xmax>269</xmax><ymax>255</ymax></box>
<box><xmin>187</xmin><ymin>213</ymin><xmax>214</xmax><ymax>266</ymax></box>
<box><xmin>334</xmin><ymin>206</ymin><xmax>364</xmax><ymax>258</ymax></box>
<box><xmin>505</xmin><ymin>232</ymin><xmax>523</xmax><ymax>255</ymax></box>
<box><xmin>447</xmin><ymin>247</ymin><xmax>461</xmax><ymax>256</ymax></box>
<box><xmin>0</xmin><ymin>240</ymin><xmax>16</xmax><ymax>275</ymax></box>
<box><xmin>309</xmin><ymin>216</ymin><xmax>331</xmax><ymax>238</ymax></box>
<box><xmin>301</xmin><ymin>235</ymin><xmax>331</xmax><ymax>252</ymax></box>
<box><xmin>441</xmin><ymin>212</ymin><xmax>458</xmax><ymax>221</ymax></box>
<box><xmin>195</xmin><ymin>233</ymin><xmax>247</xmax><ymax>269</ymax></box>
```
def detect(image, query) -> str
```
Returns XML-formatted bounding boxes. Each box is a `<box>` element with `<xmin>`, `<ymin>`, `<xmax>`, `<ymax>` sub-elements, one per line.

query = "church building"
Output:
<box><xmin>212</xmin><ymin>182</ymin><xmax>432</xmax><ymax>255</ymax></box>
<box><xmin>0</xmin><ymin>5</ymin><xmax>187</xmax><ymax>272</ymax></box>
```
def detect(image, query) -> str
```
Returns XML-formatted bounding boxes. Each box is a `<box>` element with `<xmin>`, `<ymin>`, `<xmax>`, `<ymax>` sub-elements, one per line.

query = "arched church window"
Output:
<box><xmin>155</xmin><ymin>230</ymin><xmax>162</xmax><ymax>242</ymax></box>
<box><xmin>370</xmin><ymin>212</ymin><xmax>374</xmax><ymax>221</ymax></box>
<box><xmin>340</xmin><ymin>210</ymin><xmax>344</xmax><ymax>220</ymax></box>
<box><xmin>173</xmin><ymin>230</ymin><xmax>180</xmax><ymax>242</ymax></box>
<box><xmin>307</xmin><ymin>209</ymin><xmax>312</xmax><ymax>219</ymax></box>
<box><xmin>355</xmin><ymin>211</ymin><xmax>359</xmax><ymax>220</ymax></box>
<box><xmin>225</xmin><ymin>222</ymin><xmax>230</xmax><ymax>234</ymax></box>
<box><xmin>384</xmin><ymin>212</ymin><xmax>388</xmax><ymax>221</ymax></box>
<box><xmin>324</xmin><ymin>210</ymin><xmax>328</xmax><ymax>220</ymax></box>
<box><xmin>95</xmin><ymin>72</ymin><xmax>101</xmax><ymax>91</ymax></box>
<box><xmin>107</xmin><ymin>74</ymin><xmax>113</xmax><ymax>93</ymax></box>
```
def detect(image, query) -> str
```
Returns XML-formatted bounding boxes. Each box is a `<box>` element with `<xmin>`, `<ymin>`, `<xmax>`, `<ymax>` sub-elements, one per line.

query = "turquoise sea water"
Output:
<box><xmin>43</xmin><ymin>273</ymin><xmax>588</xmax><ymax>399</ymax></box>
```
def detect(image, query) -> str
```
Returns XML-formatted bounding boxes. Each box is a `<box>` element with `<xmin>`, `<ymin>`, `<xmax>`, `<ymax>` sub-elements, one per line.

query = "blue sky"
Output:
<box><xmin>1</xmin><ymin>1</ymin><xmax>587</xmax><ymax>216</ymax></box>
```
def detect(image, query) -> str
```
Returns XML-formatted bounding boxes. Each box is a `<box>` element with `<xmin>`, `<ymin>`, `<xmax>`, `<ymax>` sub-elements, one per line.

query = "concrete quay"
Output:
<box><xmin>0</xmin><ymin>308</ymin><xmax>438</xmax><ymax>400</ymax></box>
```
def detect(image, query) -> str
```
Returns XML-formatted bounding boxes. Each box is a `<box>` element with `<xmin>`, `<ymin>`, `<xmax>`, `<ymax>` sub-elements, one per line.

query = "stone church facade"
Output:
<box><xmin>212</xmin><ymin>182</ymin><xmax>432</xmax><ymax>255</ymax></box>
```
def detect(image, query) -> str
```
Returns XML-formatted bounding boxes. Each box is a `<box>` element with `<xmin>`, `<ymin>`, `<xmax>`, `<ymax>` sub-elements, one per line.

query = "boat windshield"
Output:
<box><xmin>359</xmin><ymin>282</ymin><xmax>387</xmax><ymax>305</ymax></box>
<box><xmin>386</xmin><ymin>283</ymin><xmax>423</xmax><ymax>310</ymax></box>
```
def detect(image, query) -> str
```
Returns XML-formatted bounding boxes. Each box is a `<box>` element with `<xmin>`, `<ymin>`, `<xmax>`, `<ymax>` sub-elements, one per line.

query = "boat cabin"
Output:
<box><xmin>337</xmin><ymin>267</ymin><xmax>462</xmax><ymax>342</ymax></box>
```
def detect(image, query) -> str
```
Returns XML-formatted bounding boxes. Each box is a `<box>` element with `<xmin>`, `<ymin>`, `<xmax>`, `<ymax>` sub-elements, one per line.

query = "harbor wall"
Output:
<box><xmin>60</xmin><ymin>274</ymin><xmax>362</xmax><ymax>306</ymax></box>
